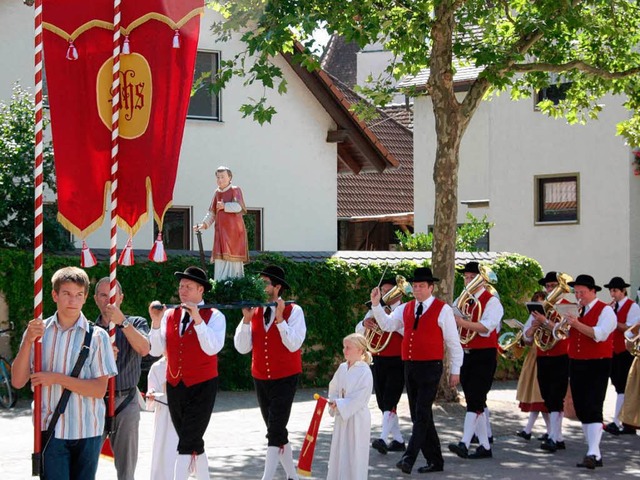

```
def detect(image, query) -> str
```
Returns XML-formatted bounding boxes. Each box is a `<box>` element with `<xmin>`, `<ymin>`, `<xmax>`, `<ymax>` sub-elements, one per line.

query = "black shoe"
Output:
<box><xmin>576</xmin><ymin>455</ymin><xmax>602</xmax><ymax>469</ymax></box>
<box><xmin>469</xmin><ymin>445</ymin><xmax>492</xmax><ymax>459</ymax></box>
<box><xmin>604</xmin><ymin>422</ymin><xmax>621</xmax><ymax>435</ymax></box>
<box><xmin>537</xmin><ymin>433</ymin><xmax>549</xmax><ymax>441</ymax></box>
<box><xmin>448</xmin><ymin>442</ymin><xmax>469</xmax><ymax>459</ymax></box>
<box><xmin>540</xmin><ymin>439</ymin><xmax>558</xmax><ymax>452</ymax></box>
<box><xmin>396</xmin><ymin>459</ymin><xmax>413</xmax><ymax>474</ymax></box>
<box><xmin>417</xmin><ymin>463</ymin><xmax>444</xmax><ymax>473</ymax></box>
<box><xmin>555</xmin><ymin>441</ymin><xmax>566</xmax><ymax>450</ymax></box>
<box><xmin>372</xmin><ymin>438</ymin><xmax>388</xmax><ymax>454</ymax></box>
<box><xmin>621</xmin><ymin>425</ymin><xmax>637</xmax><ymax>435</ymax></box>
<box><xmin>515</xmin><ymin>430</ymin><xmax>532</xmax><ymax>441</ymax></box>
<box><xmin>388</xmin><ymin>440</ymin><xmax>406</xmax><ymax>452</ymax></box>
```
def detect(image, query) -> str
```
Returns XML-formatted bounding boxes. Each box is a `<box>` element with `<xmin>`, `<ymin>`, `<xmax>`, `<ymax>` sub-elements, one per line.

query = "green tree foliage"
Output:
<box><xmin>395</xmin><ymin>213</ymin><xmax>494</xmax><ymax>252</ymax></box>
<box><xmin>208</xmin><ymin>0</ymin><xmax>640</xmax><ymax>302</ymax></box>
<box><xmin>0</xmin><ymin>84</ymin><xmax>72</xmax><ymax>252</ymax></box>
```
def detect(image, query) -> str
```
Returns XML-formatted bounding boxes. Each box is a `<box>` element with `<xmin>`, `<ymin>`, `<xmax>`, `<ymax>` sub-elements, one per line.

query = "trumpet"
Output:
<box><xmin>624</xmin><ymin>324</ymin><xmax>640</xmax><ymax>357</ymax></box>
<box><xmin>455</xmin><ymin>264</ymin><xmax>498</xmax><ymax>345</ymax></box>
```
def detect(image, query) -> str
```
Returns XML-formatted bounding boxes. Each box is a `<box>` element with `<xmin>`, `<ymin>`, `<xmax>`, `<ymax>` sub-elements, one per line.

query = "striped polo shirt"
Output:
<box><xmin>26</xmin><ymin>313</ymin><xmax>118</xmax><ymax>439</ymax></box>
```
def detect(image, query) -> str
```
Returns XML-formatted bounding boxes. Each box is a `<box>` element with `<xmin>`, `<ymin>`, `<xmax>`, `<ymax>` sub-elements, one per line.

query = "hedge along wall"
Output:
<box><xmin>0</xmin><ymin>249</ymin><xmax>542</xmax><ymax>390</ymax></box>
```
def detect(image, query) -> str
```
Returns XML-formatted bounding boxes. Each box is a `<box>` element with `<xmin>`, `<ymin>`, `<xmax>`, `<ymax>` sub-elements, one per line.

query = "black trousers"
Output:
<box><xmin>371</xmin><ymin>355</ymin><xmax>405</xmax><ymax>412</ymax></box>
<box><xmin>402</xmin><ymin>360</ymin><xmax>444</xmax><ymax>468</ymax></box>
<box><xmin>537</xmin><ymin>354</ymin><xmax>569</xmax><ymax>412</ymax></box>
<box><xmin>460</xmin><ymin>348</ymin><xmax>497</xmax><ymax>413</ymax></box>
<box><xmin>167</xmin><ymin>377</ymin><xmax>218</xmax><ymax>455</ymax></box>
<box><xmin>254</xmin><ymin>374</ymin><xmax>299</xmax><ymax>446</ymax></box>
<box><xmin>570</xmin><ymin>358</ymin><xmax>610</xmax><ymax>424</ymax></box>
<box><xmin>611</xmin><ymin>351</ymin><xmax>634</xmax><ymax>393</ymax></box>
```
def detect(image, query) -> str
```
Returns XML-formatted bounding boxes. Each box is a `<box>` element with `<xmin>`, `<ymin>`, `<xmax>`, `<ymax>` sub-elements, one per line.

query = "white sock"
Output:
<box><xmin>541</xmin><ymin>411</ymin><xmax>551</xmax><ymax>435</ymax></box>
<box><xmin>389</xmin><ymin>411</ymin><xmax>404</xmax><ymax>442</ymax></box>
<box><xmin>586</xmin><ymin>423</ymin><xmax>603</xmax><ymax>459</ymax></box>
<box><xmin>484</xmin><ymin>407</ymin><xmax>493</xmax><ymax>438</ymax></box>
<box><xmin>556</xmin><ymin>413</ymin><xmax>564</xmax><ymax>442</ymax></box>
<box><xmin>261</xmin><ymin>446</ymin><xmax>280</xmax><ymax>480</ymax></box>
<box><xmin>549</xmin><ymin>412</ymin><xmax>561</xmax><ymax>442</ymax></box>
<box><xmin>381</xmin><ymin>411</ymin><xmax>392</xmax><ymax>441</ymax></box>
<box><xmin>475</xmin><ymin>412</ymin><xmax>491</xmax><ymax>450</ymax></box>
<box><xmin>174</xmin><ymin>455</ymin><xmax>191</xmax><ymax>480</ymax></box>
<box><xmin>525</xmin><ymin>411</ymin><xmax>539</xmax><ymax>433</ymax></box>
<box><xmin>614</xmin><ymin>394</ymin><xmax>625</xmax><ymax>427</ymax></box>
<box><xmin>279</xmin><ymin>443</ymin><xmax>299</xmax><ymax>480</ymax></box>
<box><xmin>461</xmin><ymin>412</ymin><xmax>479</xmax><ymax>446</ymax></box>
<box><xmin>581</xmin><ymin>423</ymin><xmax>589</xmax><ymax>446</ymax></box>
<box><xmin>195</xmin><ymin>453</ymin><xmax>210</xmax><ymax>480</ymax></box>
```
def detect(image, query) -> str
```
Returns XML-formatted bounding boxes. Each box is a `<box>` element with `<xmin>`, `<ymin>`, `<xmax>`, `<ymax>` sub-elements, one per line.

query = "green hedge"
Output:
<box><xmin>0</xmin><ymin>249</ymin><xmax>542</xmax><ymax>390</ymax></box>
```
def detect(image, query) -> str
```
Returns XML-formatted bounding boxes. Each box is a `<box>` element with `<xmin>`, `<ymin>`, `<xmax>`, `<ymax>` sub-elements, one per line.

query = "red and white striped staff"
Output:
<box><xmin>32</xmin><ymin>0</ymin><xmax>44</xmax><ymax>475</ymax></box>
<box><xmin>106</xmin><ymin>0</ymin><xmax>122</xmax><ymax>435</ymax></box>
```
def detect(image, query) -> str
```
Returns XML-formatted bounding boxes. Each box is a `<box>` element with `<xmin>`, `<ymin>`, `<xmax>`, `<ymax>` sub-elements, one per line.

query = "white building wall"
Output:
<box><xmin>414</xmin><ymin>90</ymin><xmax>639</xmax><ymax>293</ymax></box>
<box><xmin>0</xmin><ymin>5</ymin><xmax>338</xmax><ymax>252</ymax></box>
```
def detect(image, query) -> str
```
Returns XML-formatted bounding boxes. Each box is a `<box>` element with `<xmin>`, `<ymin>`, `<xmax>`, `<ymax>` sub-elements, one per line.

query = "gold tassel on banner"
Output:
<box><xmin>297</xmin><ymin>393</ymin><xmax>328</xmax><ymax>477</ymax></box>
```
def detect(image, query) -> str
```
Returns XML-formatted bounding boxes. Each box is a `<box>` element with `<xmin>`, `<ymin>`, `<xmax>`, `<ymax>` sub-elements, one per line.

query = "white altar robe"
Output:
<box><xmin>326</xmin><ymin>361</ymin><xmax>373</xmax><ymax>480</ymax></box>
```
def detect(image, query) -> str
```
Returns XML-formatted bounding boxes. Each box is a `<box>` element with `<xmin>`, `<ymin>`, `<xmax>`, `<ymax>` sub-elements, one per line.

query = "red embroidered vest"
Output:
<box><xmin>613</xmin><ymin>299</ymin><xmax>633</xmax><ymax>354</ymax></box>
<box><xmin>401</xmin><ymin>299</ymin><xmax>445</xmax><ymax>361</ymax></box>
<box><xmin>166</xmin><ymin>308</ymin><xmax>218</xmax><ymax>387</ymax></box>
<box><xmin>568</xmin><ymin>301</ymin><xmax>613</xmax><ymax>360</ymax></box>
<box><xmin>250</xmin><ymin>304</ymin><xmax>302</xmax><ymax>380</ymax></box>
<box><xmin>466</xmin><ymin>290</ymin><xmax>498</xmax><ymax>350</ymax></box>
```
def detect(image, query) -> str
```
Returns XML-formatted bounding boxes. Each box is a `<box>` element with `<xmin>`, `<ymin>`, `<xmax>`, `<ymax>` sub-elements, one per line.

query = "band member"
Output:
<box><xmin>522</xmin><ymin>272</ymin><xmax>569</xmax><ymax>452</ymax></box>
<box><xmin>565</xmin><ymin>274</ymin><xmax>616</xmax><ymax>469</ymax></box>
<box><xmin>194</xmin><ymin>165</ymin><xmax>249</xmax><ymax>280</ymax></box>
<box><xmin>355</xmin><ymin>277</ymin><xmax>405</xmax><ymax>455</ymax></box>
<box><xmin>94</xmin><ymin>278</ymin><xmax>151</xmax><ymax>480</ymax></box>
<box><xmin>371</xmin><ymin>267</ymin><xmax>463</xmax><ymax>474</ymax></box>
<box><xmin>449</xmin><ymin>261</ymin><xmax>503</xmax><ymax>460</ymax></box>
<box><xmin>620</xmin><ymin>323</ymin><xmax>640</xmax><ymax>428</ymax></box>
<box><xmin>234</xmin><ymin>265</ymin><xmax>305</xmax><ymax>480</ymax></box>
<box><xmin>149</xmin><ymin>266</ymin><xmax>226</xmax><ymax>480</ymax></box>
<box><xmin>603</xmin><ymin>276</ymin><xmax>640</xmax><ymax>435</ymax></box>
<box><xmin>515</xmin><ymin>291</ymin><xmax>550</xmax><ymax>443</ymax></box>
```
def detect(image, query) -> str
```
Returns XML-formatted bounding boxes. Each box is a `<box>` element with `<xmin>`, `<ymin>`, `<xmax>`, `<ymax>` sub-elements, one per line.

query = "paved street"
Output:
<box><xmin>1</xmin><ymin>381</ymin><xmax>639</xmax><ymax>479</ymax></box>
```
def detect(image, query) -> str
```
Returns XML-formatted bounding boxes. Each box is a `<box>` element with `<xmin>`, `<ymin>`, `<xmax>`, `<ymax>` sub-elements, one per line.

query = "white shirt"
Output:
<box><xmin>371</xmin><ymin>296</ymin><xmax>464</xmax><ymax>375</ymax></box>
<box><xmin>615</xmin><ymin>297</ymin><xmax>640</xmax><ymax>327</ymax></box>
<box><xmin>234</xmin><ymin>302</ymin><xmax>306</xmax><ymax>354</ymax></box>
<box><xmin>453</xmin><ymin>287</ymin><xmax>504</xmax><ymax>336</ymax></box>
<box><xmin>583</xmin><ymin>298</ymin><xmax>617</xmax><ymax>342</ymax></box>
<box><xmin>149</xmin><ymin>301</ymin><xmax>226</xmax><ymax>356</ymax></box>
<box><xmin>355</xmin><ymin>300</ymin><xmax>402</xmax><ymax>335</ymax></box>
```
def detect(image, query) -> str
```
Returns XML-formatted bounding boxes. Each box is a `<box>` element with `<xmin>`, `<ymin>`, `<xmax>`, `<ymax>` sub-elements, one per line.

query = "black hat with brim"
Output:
<box><xmin>174</xmin><ymin>266</ymin><xmax>212</xmax><ymax>292</ymax></box>
<box><xmin>568</xmin><ymin>274</ymin><xmax>602</xmax><ymax>292</ymax></box>
<box><xmin>408</xmin><ymin>267</ymin><xmax>440</xmax><ymax>283</ymax></box>
<box><xmin>604</xmin><ymin>276</ymin><xmax>630</xmax><ymax>290</ymax></box>
<box><xmin>460</xmin><ymin>261</ymin><xmax>480</xmax><ymax>274</ymax></box>
<box><xmin>538</xmin><ymin>271</ymin><xmax>558</xmax><ymax>286</ymax></box>
<box><xmin>259</xmin><ymin>265</ymin><xmax>290</xmax><ymax>290</ymax></box>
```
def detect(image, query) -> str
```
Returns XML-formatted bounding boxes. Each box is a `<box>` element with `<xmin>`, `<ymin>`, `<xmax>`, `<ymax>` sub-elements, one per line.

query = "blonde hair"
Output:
<box><xmin>344</xmin><ymin>333</ymin><xmax>373</xmax><ymax>365</ymax></box>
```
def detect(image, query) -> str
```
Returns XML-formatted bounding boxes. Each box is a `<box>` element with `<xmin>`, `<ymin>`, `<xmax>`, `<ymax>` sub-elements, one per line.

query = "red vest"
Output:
<box><xmin>613</xmin><ymin>299</ymin><xmax>633</xmax><ymax>354</ymax></box>
<box><xmin>401</xmin><ymin>299</ymin><xmax>445</xmax><ymax>361</ymax></box>
<box><xmin>166</xmin><ymin>308</ymin><xmax>218</xmax><ymax>387</ymax></box>
<box><xmin>466</xmin><ymin>290</ymin><xmax>498</xmax><ymax>350</ymax></box>
<box><xmin>537</xmin><ymin>298</ymin><xmax>569</xmax><ymax>357</ymax></box>
<box><xmin>374</xmin><ymin>331</ymin><xmax>403</xmax><ymax>357</ymax></box>
<box><xmin>568</xmin><ymin>300</ymin><xmax>613</xmax><ymax>360</ymax></box>
<box><xmin>250</xmin><ymin>304</ymin><xmax>302</xmax><ymax>380</ymax></box>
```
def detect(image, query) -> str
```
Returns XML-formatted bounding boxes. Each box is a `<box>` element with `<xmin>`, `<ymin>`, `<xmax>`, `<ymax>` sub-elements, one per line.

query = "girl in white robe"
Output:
<box><xmin>146</xmin><ymin>356</ymin><xmax>179</xmax><ymax>480</ymax></box>
<box><xmin>327</xmin><ymin>333</ymin><xmax>374</xmax><ymax>480</ymax></box>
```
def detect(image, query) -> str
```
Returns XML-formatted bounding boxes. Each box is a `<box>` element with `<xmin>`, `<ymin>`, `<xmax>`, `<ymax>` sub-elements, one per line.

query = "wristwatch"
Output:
<box><xmin>121</xmin><ymin>317</ymin><xmax>132</xmax><ymax>329</ymax></box>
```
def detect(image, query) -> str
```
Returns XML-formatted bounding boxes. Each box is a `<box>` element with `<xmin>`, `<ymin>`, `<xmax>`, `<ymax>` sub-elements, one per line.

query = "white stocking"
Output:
<box><xmin>484</xmin><ymin>407</ymin><xmax>493</xmax><ymax>438</ymax></box>
<box><xmin>549</xmin><ymin>412</ymin><xmax>561</xmax><ymax>442</ymax></box>
<box><xmin>614</xmin><ymin>394</ymin><xmax>625</xmax><ymax>427</ymax></box>
<box><xmin>556</xmin><ymin>412</ymin><xmax>564</xmax><ymax>442</ymax></box>
<box><xmin>195</xmin><ymin>453</ymin><xmax>210</xmax><ymax>480</ymax></box>
<box><xmin>586</xmin><ymin>423</ymin><xmax>603</xmax><ymax>459</ymax></box>
<box><xmin>461</xmin><ymin>412</ymin><xmax>479</xmax><ymax>446</ymax></box>
<box><xmin>390</xmin><ymin>411</ymin><xmax>404</xmax><ymax>442</ymax></box>
<box><xmin>525</xmin><ymin>411</ymin><xmax>539</xmax><ymax>433</ymax></box>
<box><xmin>381</xmin><ymin>411</ymin><xmax>392</xmax><ymax>440</ymax></box>
<box><xmin>279</xmin><ymin>443</ymin><xmax>299</xmax><ymax>480</ymax></box>
<box><xmin>174</xmin><ymin>454</ymin><xmax>191</xmax><ymax>480</ymax></box>
<box><xmin>261</xmin><ymin>446</ymin><xmax>280</xmax><ymax>480</ymax></box>
<box><xmin>474</xmin><ymin>412</ymin><xmax>490</xmax><ymax>449</ymax></box>
<box><xmin>541</xmin><ymin>411</ymin><xmax>551</xmax><ymax>434</ymax></box>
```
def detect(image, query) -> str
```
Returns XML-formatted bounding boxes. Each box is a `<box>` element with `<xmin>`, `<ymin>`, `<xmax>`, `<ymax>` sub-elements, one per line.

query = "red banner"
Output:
<box><xmin>297</xmin><ymin>394</ymin><xmax>328</xmax><ymax>477</ymax></box>
<box><xmin>42</xmin><ymin>0</ymin><xmax>203</xmax><ymax>237</ymax></box>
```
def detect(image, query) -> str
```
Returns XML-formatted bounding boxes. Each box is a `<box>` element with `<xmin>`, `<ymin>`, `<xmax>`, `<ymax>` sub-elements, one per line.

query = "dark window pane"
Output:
<box><xmin>188</xmin><ymin>51</ymin><xmax>220</xmax><ymax>119</ymax></box>
<box><xmin>537</xmin><ymin>176</ymin><xmax>578</xmax><ymax>222</ymax></box>
<box><xmin>155</xmin><ymin>208</ymin><xmax>190</xmax><ymax>250</ymax></box>
<box><xmin>245</xmin><ymin>209</ymin><xmax>262</xmax><ymax>251</ymax></box>
<box><xmin>536</xmin><ymin>83</ymin><xmax>571</xmax><ymax>106</ymax></box>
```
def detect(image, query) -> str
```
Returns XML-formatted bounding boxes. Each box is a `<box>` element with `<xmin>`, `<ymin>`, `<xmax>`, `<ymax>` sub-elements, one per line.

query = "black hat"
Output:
<box><xmin>538</xmin><ymin>271</ymin><xmax>558</xmax><ymax>286</ymax></box>
<box><xmin>380</xmin><ymin>277</ymin><xmax>397</xmax><ymax>287</ymax></box>
<box><xmin>259</xmin><ymin>265</ymin><xmax>290</xmax><ymax>290</ymax></box>
<box><xmin>568</xmin><ymin>274</ymin><xmax>602</xmax><ymax>292</ymax></box>
<box><xmin>604</xmin><ymin>276</ymin><xmax>630</xmax><ymax>290</ymax></box>
<box><xmin>408</xmin><ymin>267</ymin><xmax>439</xmax><ymax>283</ymax></box>
<box><xmin>461</xmin><ymin>261</ymin><xmax>480</xmax><ymax>274</ymax></box>
<box><xmin>174</xmin><ymin>266</ymin><xmax>212</xmax><ymax>292</ymax></box>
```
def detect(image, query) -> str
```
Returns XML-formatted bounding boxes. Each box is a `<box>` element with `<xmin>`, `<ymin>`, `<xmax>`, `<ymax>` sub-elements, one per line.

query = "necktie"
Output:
<box><xmin>413</xmin><ymin>302</ymin><xmax>424</xmax><ymax>330</ymax></box>
<box><xmin>579</xmin><ymin>306</ymin><xmax>585</xmax><ymax>318</ymax></box>
<box><xmin>614</xmin><ymin>302</ymin><xmax>619</xmax><ymax>314</ymax></box>
<box><xmin>264</xmin><ymin>306</ymin><xmax>272</xmax><ymax>326</ymax></box>
<box><xmin>180</xmin><ymin>312</ymin><xmax>191</xmax><ymax>336</ymax></box>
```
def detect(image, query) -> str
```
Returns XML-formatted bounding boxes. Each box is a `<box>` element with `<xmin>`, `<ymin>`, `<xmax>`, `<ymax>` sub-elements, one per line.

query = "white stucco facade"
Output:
<box><xmin>0</xmin><ymin>4</ymin><xmax>339</xmax><ymax>252</ymax></box>
<box><xmin>414</xmin><ymin>90</ymin><xmax>640</xmax><ymax>293</ymax></box>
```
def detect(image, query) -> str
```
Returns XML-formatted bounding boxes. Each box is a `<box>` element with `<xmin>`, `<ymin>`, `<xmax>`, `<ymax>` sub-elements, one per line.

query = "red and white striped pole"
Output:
<box><xmin>32</xmin><ymin>0</ymin><xmax>44</xmax><ymax>475</ymax></box>
<box><xmin>106</xmin><ymin>0</ymin><xmax>122</xmax><ymax>432</ymax></box>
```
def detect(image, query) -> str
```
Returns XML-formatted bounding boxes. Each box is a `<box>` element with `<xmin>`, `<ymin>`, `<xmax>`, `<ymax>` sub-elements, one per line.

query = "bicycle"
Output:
<box><xmin>0</xmin><ymin>322</ymin><xmax>17</xmax><ymax>408</ymax></box>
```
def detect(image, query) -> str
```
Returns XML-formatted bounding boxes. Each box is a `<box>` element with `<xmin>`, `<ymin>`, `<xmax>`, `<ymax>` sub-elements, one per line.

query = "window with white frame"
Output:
<box><xmin>187</xmin><ymin>51</ymin><xmax>221</xmax><ymax>120</ymax></box>
<box><xmin>535</xmin><ymin>175</ymin><xmax>579</xmax><ymax>224</ymax></box>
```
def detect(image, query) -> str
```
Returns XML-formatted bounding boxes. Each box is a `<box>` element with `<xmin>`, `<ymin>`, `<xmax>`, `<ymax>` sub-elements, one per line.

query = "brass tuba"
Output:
<box><xmin>624</xmin><ymin>323</ymin><xmax>640</xmax><ymax>357</ymax></box>
<box><xmin>456</xmin><ymin>264</ymin><xmax>498</xmax><ymax>345</ymax></box>
<box><xmin>498</xmin><ymin>318</ymin><xmax>525</xmax><ymax>360</ymax></box>
<box><xmin>533</xmin><ymin>272</ymin><xmax>573</xmax><ymax>351</ymax></box>
<box><xmin>364</xmin><ymin>275</ymin><xmax>413</xmax><ymax>353</ymax></box>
